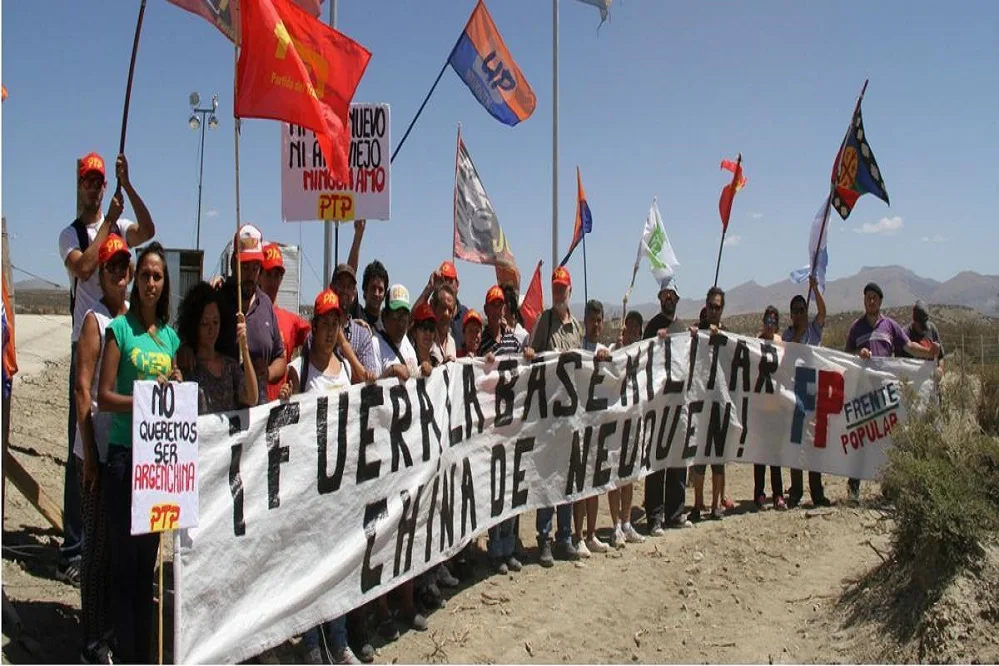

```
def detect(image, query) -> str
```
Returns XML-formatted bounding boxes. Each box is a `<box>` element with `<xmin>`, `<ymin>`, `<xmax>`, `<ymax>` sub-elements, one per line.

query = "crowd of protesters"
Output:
<box><xmin>45</xmin><ymin>150</ymin><xmax>943</xmax><ymax>664</ymax></box>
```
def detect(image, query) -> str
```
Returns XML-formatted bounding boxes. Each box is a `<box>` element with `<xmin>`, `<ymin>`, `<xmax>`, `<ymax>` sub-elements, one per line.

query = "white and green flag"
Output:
<box><xmin>624</xmin><ymin>198</ymin><xmax>680</xmax><ymax>308</ymax></box>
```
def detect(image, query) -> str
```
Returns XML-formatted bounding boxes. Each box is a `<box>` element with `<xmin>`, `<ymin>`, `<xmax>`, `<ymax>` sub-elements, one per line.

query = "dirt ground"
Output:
<box><xmin>3</xmin><ymin>317</ymin><xmax>996</xmax><ymax>664</ymax></box>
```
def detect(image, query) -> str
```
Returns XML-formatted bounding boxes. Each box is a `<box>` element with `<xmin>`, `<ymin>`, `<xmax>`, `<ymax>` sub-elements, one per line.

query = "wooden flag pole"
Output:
<box><xmin>115</xmin><ymin>0</ymin><xmax>147</xmax><ymax>196</ymax></box>
<box><xmin>157</xmin><ymin>537</ymin><xmax>165</xmax><ymax>665</ymax></box>
<box><xmin>713</xmin><ymin>153</ymin><xmax>741</xmax><ymax>288</ymax></box>
<box><xmin>233</xmin><ymin>44</ymin><xmax>244</xmax><ymax>315</ymax></box>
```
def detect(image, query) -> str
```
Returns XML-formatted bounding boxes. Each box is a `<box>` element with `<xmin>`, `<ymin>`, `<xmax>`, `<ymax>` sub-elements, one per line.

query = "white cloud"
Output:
<box><xmin>205</xmin><ymin>209</ymin><xmax>219</xmax><ymax>218</ymax></box>
<box><xmin>855</xmin><ymin>216</ymin><xmax>903</xmax><ymax>234</ymax></box>
<box><xmin>921</xmin><ymin>234</ymin><xmax>946</xmax><ymax>243</ymax></box>
<box><xmin>723</xmin><ymin>234</ymin><xmax>742</xmax><ymax>247</ymax></box>
<box><xmin>750</xmin><ymin>212</ymin><xmax>764</xmax><ymax>220</ymax></box>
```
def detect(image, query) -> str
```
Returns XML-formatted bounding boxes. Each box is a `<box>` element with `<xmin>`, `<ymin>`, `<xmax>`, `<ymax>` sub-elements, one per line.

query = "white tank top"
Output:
<box><xmin>73</xmin><ymin>306</ymin><xmax>114</xmax><ymax>462</ymax></box>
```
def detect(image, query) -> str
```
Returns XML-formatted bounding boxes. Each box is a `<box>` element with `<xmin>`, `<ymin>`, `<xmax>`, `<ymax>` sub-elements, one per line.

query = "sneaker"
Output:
<box><xmin>420</xmin><ymin>583</ymin><xmax>443</xmax><ymax>610</ymax></box>
<box><xmin>56</xmin><ymin>558</ymin><xmax>82</xmax><ymax>588</ymax></box>
<box><xmin>709</xmin><ymin>507</ymin><xmax>724</xmax><ymax>521</ymax></box>
<box><xmin>611</xmin><ymin>526</ymin><xmax>626</xmax><ymax>549</ymax></box>
<box><xmin>665</xmin><ymin>516</ymin><xmax>694</xmax><ymax>529</ymax></box>
<box><xmin>574</xmin><ymin>537</ymin><xmax>592</xmax><ymax>559</ymax></box>
<box><xmin>377</xmin><ymin>618</ymin><xmax>399</xmax><ymax>642</ymax></box>
<box><xmin>305</xmin><ymin>646</ymin><xmax>324</xmax><ymax>665</ymax></box>
<box><xmin>585</xmin><ymin>535</ymin><xmax>609</xmax><ymax>554</ymax></box>
<box><xmin>847</xmin><ymin>486</ymin><xmax>861</xmax><ymax>505</ymax></box>
<box><xmin>647</xmin><ymin>517</ymin><xmax>666</xmax><ymax>537</ymax></box>
<box><xmin>506</xmin><ymin>556</ymin><xmax>522</xmax><ymax>572</ymax></box>
<box><xmin>493</xmin><ymin>558</ymin><xmax>509</xmax><ymax>575</ymax></box>
<box><xmin>407</xmin><ymin>612</ymin><xmax>428</xmax><ymax>632</ymax></box>
<box><xmin>813</xmin><ymin>496</ymin><xmax>834</xmax><ymax>508</ymax></box>
<box><xmin>688</xmin><ymin>508</ymin><xmax>703</xmax><ymax>524</ymax></box>
<box><xmin>333</xmin><ymin>646</ymin><xmax>362</xmax><ymax>665</ymax></box>
<box><xmin>623</xmin><ymin>524</ymin><xmax>646</xmax><ymax>544</ymax></box>
<box><xmin>721</xmin><ymin>497</ymin><xmax>736</xmax><ymax>510</ymax></box>
<box><xmin>355</xmin><ymin>643</ymin><xmax>374</xmax><ymax>664</ymax></box>
<box><xmin>436</xmin><ymin>564</ymin><xmax>459</xmax><ymax>588</ymax></box>
<box><xmin>774</xmin><ymin>496</ymin><xmax>788</xmax><ymax>511</ymax></box>
<box><xmin>537</xmin><ymin>538</ymin><xmax>555</xmax><ymax>568</ymax></box>
<box><xmin>80</xmin><ymin>642</ymin><xmax>114</xmax><ymax>664</ymax></box>
<box><xmin>553</xmin><ymin>539</ymin><xmax>581</xmax><ymax>562</ymax></box>
<box><xmin>786</xmin><ymin>494</ymin><xmax>802</xmax><ymax>509</ymax></box>
<box><xmin>754</xmin><ymin>495</ymin><xmax>766</xmax><ymax>512</ymax></box>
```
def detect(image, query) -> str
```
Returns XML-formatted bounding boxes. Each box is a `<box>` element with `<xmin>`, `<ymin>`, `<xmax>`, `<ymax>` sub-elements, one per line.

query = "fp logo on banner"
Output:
<box><xmin>791</xmin><ymin>367</ymin><xmax>844</xmax><ymax>449</ymax></box>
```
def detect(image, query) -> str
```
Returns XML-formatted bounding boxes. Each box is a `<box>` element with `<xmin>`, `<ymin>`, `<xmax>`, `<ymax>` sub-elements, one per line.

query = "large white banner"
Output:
<box><xmin>281</xmin><ymin>103</ymin><xmax>391</xmax><ymax>223</ymax></box>
<box><xmin>176</xmin><ymin>333</ymin><xmax>934</xmax><ymax>663</ymax></box>
<box><xmin>131</xmin><ymin>381</ymin><xmax>199</xmax><ymax>535</ymax></box>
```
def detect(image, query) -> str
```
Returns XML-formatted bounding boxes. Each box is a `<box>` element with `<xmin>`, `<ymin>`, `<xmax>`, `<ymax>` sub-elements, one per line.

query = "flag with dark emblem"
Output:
<box><xmin>830</xmin><ymin>96</ymin><xmax>889</xmax><ymax>220</ymax></box>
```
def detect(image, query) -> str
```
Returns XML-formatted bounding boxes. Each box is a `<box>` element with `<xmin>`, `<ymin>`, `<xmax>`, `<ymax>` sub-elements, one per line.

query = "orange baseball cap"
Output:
<box><xmin>485</xmin><ymin>285</ymin><xmax>505</xmax><ymax>305</ymax></box>
<box><xmin>552</xmin><ymin>266</ymin><xmax>572</xmax><ymax>287</ymax></box>
<box><xmin>314</xmin><ymin>289</ymin><xmax>342</xmax><ymax>317</ymax></box>
<box><xmin>439</xmin><ymin>261</ymin><xmax>458</xmax><ymax>280</ymax></box>
<box><xmin>98</xmin><ymin>234</ymin><xmax>129</xmax><ymax>265</ymax></box>
<box><xmin>463</xmin><ymin>309</ymin><xmax>483</xmax><ymax>329</ymax></box>
<box><xmin>413</xmin><ymin>302</ymin><xmax>437</xmax><ymax>324</ymax></box>
<box><xmin>79</xmin><ymin>152</ymin><xmax>105</xmax><ymax>180</ymax></box>
<box><xmin>262</xmin><ymin>243</ymin><xmax>284</xmax><ymax>271</ymax></box>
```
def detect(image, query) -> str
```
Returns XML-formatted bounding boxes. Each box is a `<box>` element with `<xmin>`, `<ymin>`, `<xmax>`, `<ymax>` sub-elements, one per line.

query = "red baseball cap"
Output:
<box><xmin>552</xmin><ymin>266</ymin><xmax>572</xmax><ymax>287</ymax></box>
<box><xmin>314</xmin><ymin>289</ymin><xmax>342</xmax><ymax>317</ymax></box>
<box><xmin>79</xmin><ymin>152</ymin><xmax>105</xmax><ymax>180</ymax></box>
<box><xmin>485</xmin><ymin>285</ymin><xmax>505</xmax><ymax>305</ymax></box>
<box><xmin>262</xmin><ymin>243</ymin><xmax>284</xmax><ymax>271</ymax></box>
<box><xmin>98</xmin><ymin>234</ymin><xmax>129</xmax><ymax>265</ymax></box>
<box><xmin>413</xmin><ymin>302</ymin><xmax>437</xmax><ymax>324</ymax></box>
<box><xmin>438</xmin><ymin>261</ymin><xmax>458</xmax><ymax>280</ymax></box>
<box><xmin>234</xmin><ymin>224</ymin><xmax>265</xmax><ymax>263</ymax></box>
<box><xmin>463</xmin><ymin>309</ymin><xmax>483</xmax><ymax>329</ymax></box>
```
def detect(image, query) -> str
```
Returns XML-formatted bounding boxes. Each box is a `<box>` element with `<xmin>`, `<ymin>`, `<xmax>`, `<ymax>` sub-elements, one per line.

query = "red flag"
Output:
<box><xmin>236</xmin><ymin>0</ymin><xmax>370</xmax><ymax>184</ymax></box>
<box><xmin>718</xmin><ymin>156</ymin><xmax>746</xmax><ymax>232</ymax></box>
<box><xmin>520</xmin><ymin>260</ymin><xmax>544</xmax><ymax>334</ymax></box>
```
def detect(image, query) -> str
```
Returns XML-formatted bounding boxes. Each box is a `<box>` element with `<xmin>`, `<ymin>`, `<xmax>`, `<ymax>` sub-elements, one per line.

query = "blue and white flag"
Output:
<box><xmin>790</xmin><ymin>195</ymin><xmax>831</xmax><ymax>293</ymax></box>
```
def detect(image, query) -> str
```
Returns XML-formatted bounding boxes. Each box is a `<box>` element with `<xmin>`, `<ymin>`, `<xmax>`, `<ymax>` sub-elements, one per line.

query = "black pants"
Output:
<box><xmin>788</xmin><ymin>469</ymin><xmax>825</xmax><ymax>502</ymax></box>
<box><xmin>105</xmin><ymin>446</ymin><xmax>160</xmax><ymax>664</ymax></box>
<box><xmin>79</xmin><ymin>462</ymin><xmax>112</xmax><ymax>647</ymax></box>
<box><xmin>644</xmin><ymin>467</ymin><xmax>687</xmax><ymax>524</ymax></box>
<box><xmin>753</xmin><ymin>465</ymin><xmax>784</xmax><ymax>499</ymax></box>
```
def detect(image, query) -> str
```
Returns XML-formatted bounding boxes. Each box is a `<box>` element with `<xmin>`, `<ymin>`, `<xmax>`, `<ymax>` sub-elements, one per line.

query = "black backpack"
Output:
<box><xmin>68</xmin><ymin>218</ymin><xmax>90</xmax><ymax>323</ymax></box>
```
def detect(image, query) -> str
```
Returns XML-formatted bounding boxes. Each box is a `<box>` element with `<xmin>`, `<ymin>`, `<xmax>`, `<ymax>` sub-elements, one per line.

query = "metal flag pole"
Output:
<box><xmin>323</xmin><ymin>0</ymin><xmax>340</xmax><ymax>283</ymax></box>
<box><xmin>713</xmin><ymin>153</ymin><xmax>741</xmax><ymax>288</ymax></box>
<box><xmin>552</xmin><ymin>0</ymin><xmax>560</xmax><ymax>275</ymax></box>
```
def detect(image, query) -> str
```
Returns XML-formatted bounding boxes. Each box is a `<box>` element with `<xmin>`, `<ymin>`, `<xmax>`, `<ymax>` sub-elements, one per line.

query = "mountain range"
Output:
<box><xmin>587</xmin><ymin>266</ymin><xmax>999</xmax><ymax>321</ymax></box>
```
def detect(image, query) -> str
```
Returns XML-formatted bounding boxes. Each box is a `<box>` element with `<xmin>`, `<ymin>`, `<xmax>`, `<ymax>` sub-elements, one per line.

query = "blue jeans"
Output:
<box><xmin>536</xmin><ymin>504</ymin><xmax>572</xmax><ymax>544</ymax></box>
<box><xmin>488</xmin><ymin>517</ymin><xmax>518</xmax><ymax>558</ymax></box>
<box><xmin>303</xmin><ymin>616</ymin><xmax>348</xmax><ymax>655</ymax></box>
<box><xmin>61</xmin><ymin>342</ymin><xmax>83</xmax><ymax>562</ymax></box>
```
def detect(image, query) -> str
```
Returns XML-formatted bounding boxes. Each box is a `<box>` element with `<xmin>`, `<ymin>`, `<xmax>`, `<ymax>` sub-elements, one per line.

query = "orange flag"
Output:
<box><xmin>520</xmin><ymin>260</ymin><xmax>544</xmax><ymax>333</ymax></box>
<box><xmin>236</xmin><ymin>0</ymin><xmax>371</xmax><ymax>184</ymax></box>
<box><xmin>718</xmin><ymin>156</ymin><xmax>746</xmax><ymax>233</ymax></box>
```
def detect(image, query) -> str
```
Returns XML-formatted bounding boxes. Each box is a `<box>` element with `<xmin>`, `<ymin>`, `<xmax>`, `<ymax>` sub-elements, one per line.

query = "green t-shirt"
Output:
<box><xmin>107</xmin><ymin>312</ymin><xmax>180</xmax><ymax>448</ymax></box>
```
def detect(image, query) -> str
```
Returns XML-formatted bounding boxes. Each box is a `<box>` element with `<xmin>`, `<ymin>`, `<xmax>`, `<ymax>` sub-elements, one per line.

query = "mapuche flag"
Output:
<box><xmin>166</xmin><ymin>0</ymin><xmax>323</xmax><ymax>43</ymax></box>
<box><xmin>830</xmin><ymin>97</ymin><xmax>889</xmax><ymax>220</ymax></box>
<box><xmin>718</xmin><ymin>156</ymin><xmax>746</xmax><ymax>233</ymax></box>
<box><xmin>559</xmin><ymin>167</ymin><xmax>592</xmax><ymax>267</ymax></box>
<box><xmin>453</xmin><ymin>130</ymin><xmax>519</xmax><ymax>277</ymax></box>
<box><xmin>235</xmin><ymin>0</ymin><xmax>370</xmax><ymax>185</ymax></box>
<box><xmin>448</xmin><ymin>0</ymin><xmax>536</xmax><ymax>126</ymax></box>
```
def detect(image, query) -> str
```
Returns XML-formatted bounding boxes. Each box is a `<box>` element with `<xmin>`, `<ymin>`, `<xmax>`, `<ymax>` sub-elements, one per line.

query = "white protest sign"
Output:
<box><xmin>131</xmin><ymin>380</ymin><xmax>199</xmax><ymax>535</ymax></box>
<box><xmin>176</xmin><ymin>334</ymin><xmax>935</xmax><ymax>663</ymax></box>
<box><xmin>281</xmin><ymin>103</ymin><xmax>391</xmax><ymax>222</ymax></box>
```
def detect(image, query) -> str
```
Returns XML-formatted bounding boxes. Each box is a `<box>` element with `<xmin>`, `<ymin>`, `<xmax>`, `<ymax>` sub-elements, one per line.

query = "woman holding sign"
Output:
<box><xmin>754</xmin><ymin>306</ymin><xmax>787</xmax><ymax>511</ymax></box>
<box><xmin>73</xmin><ymin>234</ymin><xmax>131</xmax><ymax>664</ymax></box>
<box><xmin>97</xmin><ymin>242</ymin><xmax>181</xmax><ymax>663</ymax></box>
<box><xmin>176</xmin><ymin>281</ymin><xmax>258</xmax><ymax>413</ymax></box>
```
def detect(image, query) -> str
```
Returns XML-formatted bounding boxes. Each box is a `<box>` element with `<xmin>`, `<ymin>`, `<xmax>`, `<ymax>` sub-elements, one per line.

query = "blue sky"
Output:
<box><xmin>3</xmin><ymin>0</ymin><xmax>998</xmax><ymax>312</ymax></box>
